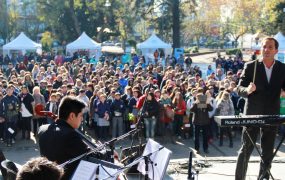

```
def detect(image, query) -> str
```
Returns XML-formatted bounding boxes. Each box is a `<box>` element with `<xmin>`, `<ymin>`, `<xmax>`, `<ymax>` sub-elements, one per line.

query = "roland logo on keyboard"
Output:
<box><xmin>224</xmin><ymin>119</ymin><xmax>265</xmax><ymax>125</ymax></box>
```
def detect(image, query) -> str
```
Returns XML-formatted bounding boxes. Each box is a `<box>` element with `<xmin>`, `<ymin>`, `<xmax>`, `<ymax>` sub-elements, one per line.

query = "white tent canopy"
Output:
<box><xmin>3</xmin><ymin>32</ymin><xmax>42</xmax><ymax>56</ymax></box>
<box><xmin>137</xmin><ymin>34</ymin><xmax>172</xmax><ymax>65</ymax></box>
<box><xmin>66</xmin><ymin>32</ymin><xmax>101</xmax><ymax>59</ymax></box>
<box><xmin>137</xmin><ymin>33</ymin><xmax>171</xmax><ymax>49</ymax></box>
<box><xmin>274</xmin><ymin>32</ymin><xmax>285</xmax><ymax>52</ymax></box>
<box><xmin>274</xmin><ymin>32</ymin><xmax>285</xmax><ymax>63</ymax></box>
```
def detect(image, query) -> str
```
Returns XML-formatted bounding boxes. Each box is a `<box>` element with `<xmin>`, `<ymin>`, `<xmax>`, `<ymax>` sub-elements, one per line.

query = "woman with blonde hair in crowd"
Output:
<box><xmin>23</xmin><ymin>74</ymin><xmax>34</xmax><ymax>93</ymax></box>
<box><xmin>216</xmin><ymin>90</ymin><xmax>235</xmax><ymax>147</ymax></box>
<box><xmin>32</xmin><ymin>86</ymin><xmax>46</xmax><ymax>136</ymax></box>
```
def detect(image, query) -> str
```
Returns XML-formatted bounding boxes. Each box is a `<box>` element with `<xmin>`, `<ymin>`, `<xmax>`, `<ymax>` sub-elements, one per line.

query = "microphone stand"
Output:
<box><xmin>121</xmin><ymin>128</ymin><xmax>140</xmax><ymax>164</ymax></box>
<box><xmin>135</xmin><ymin>85</ymin><xmax>151</xmax><ymax>180</ymax></box>
<box><xmin>187</xmin><ymin>151</ymin><xmax>194</xmax><ymax>180</ymax></box>
<box><xmin>144</xmin><ymin>156</ymin><xmax>149</xmax><ymax>180</ymax></box>
<box><xmin>59</xmin><ymin>128</ymin><xmax>138</xmax><ymax>168</ymax></box>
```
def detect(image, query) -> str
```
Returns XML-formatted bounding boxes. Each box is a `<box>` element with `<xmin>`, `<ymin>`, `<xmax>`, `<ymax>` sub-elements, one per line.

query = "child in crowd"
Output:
<box><xmin>45</xmin><ymin>93</ymin><xmax>58</xmax><ymax>124</ymax></box>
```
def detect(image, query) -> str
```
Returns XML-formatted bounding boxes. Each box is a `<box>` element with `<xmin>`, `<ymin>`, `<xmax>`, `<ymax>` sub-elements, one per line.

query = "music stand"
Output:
<box><xmin>137</xmin><ymin>139</ymin><xmax>172</xmax><ymax>180</ymax></box>
<box><xmin>71</xmin><ymin>157</ymin><xmax>122</xmax><ymax>180</ymax></box>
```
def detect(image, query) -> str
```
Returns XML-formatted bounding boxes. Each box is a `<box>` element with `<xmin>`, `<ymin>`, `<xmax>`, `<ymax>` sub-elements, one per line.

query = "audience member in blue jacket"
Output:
<box><xmin>110</xmin><ymin>93</ymin><xmax>125</xmax><ymax>138</ymax></box>
<box><xmin>96</xmin><ymin>94</ymin><xmax>110</xmax><ymax>140</ymax></box>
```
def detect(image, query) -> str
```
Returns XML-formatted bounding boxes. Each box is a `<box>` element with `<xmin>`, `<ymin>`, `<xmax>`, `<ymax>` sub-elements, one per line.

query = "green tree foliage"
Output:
<box><xmin>273</xmin><ymin>1</ymin><xmax>285</xmax><ymax>34</ymax></box>
<box><xmin>37</xmin><ymin>0</ymin><xmax>108</xmax><ymax>42</ymax></box>
<box><xmin>1</xmin><ymin>0</ymin><xmax>285</xmax><ymax>49</ymax></box>
<box><xmin>41</xmin><ymin>31</ymin><xmax>54</xmax><ymax>51</ymax></box>
<box><xmin>0</xmin><ymin>0</ymin><xmax>8</xmax><ymax>42</ymax></box>
<box><xmin>137</xmin><ymin>0</ymin><xmax>196</xmax><ymax>48</ymax></box>
<box><xmin>182</xmin><ymin>0</ymin><xmax>285</xmax><ymax>48</ymax></box>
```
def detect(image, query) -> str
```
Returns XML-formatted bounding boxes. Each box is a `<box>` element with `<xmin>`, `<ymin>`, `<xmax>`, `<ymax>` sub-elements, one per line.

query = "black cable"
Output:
<box><xmin>151</xmin><ymin>159</ymin><xmax>155</xmax><ymax>180</ymax></box>
<box><xmin>100</xmin><ymin>164</ymin><xmax>114</xmax><ymax>178</ymax></box>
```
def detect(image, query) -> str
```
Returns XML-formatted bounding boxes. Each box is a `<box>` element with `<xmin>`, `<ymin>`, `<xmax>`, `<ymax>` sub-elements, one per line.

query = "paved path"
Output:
<box><xmin>1</xmin><ymin>131</ymin><xmax>285</xmax><ymax>179</ymax></box>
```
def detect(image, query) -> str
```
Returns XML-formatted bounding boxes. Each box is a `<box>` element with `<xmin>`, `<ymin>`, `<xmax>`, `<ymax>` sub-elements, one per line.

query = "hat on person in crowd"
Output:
<box><xmin>21</xmin><ymin>85</ymin><xmax>28</xmax><ymax>90</ymax></box>
<box><xmin>56</xmin><ymin>92</ymin><xmax>62</xmax><ymax>96</ymax></box>
<box><xmin>115</xmin><ymin>92</ymin><xmax>121</xmax><ymax>96</ymax></box>
<box><xmin>40</xmin><ymin>80</ymin><xmax>47</xmax><ymax>84</ymax></box>
<box><xmin>21</xmin><ymin>84</ymin><xmax>28</xmax><ymax>89</ymax></box>
<box><xmin>227</xmin><ymin>71</ymin><xmax>233</xmax><ymax>76</ymax></box>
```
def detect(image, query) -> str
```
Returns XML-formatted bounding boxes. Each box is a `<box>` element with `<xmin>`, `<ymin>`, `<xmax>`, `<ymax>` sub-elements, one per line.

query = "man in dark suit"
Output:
<box><xmin>235</xmin><ymin>37</ymin><xmax>285</xmax><ymax>180</ymax></box>
<box><xmin>38</xmin><ymin>96</ymin><xmax>89</xmax><ymax>180</ymax></box>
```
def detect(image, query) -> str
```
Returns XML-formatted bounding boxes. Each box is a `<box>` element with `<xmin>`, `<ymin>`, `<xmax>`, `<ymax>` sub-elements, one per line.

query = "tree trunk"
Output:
<box><xmin>172</xmin><ymin>0</ymin><xmax>180</xmax><ymax>49</ymax></box>
<box><xmin>68</xmin><ymin>0</ymin><xmax>81</xmax><ymax>36</ymax></box>
<box><xmin>196</xmin><ymin>36</ymin><xmax>200</xmax><ymax>49</ymax></box>
<box><xmin>2</xmin><ymin>0</ymin><xmax>8</xmax><ymax>43</ymax></box>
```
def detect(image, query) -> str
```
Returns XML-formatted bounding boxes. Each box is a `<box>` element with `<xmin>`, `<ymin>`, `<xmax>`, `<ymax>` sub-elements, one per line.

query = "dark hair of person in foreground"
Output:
<box><xmin>16</xmin><ymin>157</ymin><xmax>64</xmax><ymax>180</ymax></box>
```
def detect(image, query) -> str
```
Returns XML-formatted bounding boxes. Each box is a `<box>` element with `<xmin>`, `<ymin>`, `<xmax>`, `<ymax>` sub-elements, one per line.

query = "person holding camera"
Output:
<box><xmin>190</xmin><ymin>90</ymin><xmax>213</xmax><ymax>154</ymax></box>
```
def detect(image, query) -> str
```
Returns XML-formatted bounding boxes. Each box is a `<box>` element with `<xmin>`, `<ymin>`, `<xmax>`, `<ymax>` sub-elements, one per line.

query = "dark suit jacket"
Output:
<box><xmin>237</xmin><ymin>60</ymin><xmax>285</xmax><ymax>115</ymax></box>
<box><xmin>38</xmin><ymin>119</ymin><xmax>89</xmax><ymax>180</ymax></box>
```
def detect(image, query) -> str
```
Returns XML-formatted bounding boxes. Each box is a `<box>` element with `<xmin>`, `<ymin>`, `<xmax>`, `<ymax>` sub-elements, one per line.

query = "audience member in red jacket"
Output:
<box><xmin>172</xmin><ymin>91</ymin><xmax>186</xmax><ymax>140</ymax></box>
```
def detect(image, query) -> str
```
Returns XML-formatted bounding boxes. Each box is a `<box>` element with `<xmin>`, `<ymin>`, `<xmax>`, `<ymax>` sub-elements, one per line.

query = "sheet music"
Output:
<box><xmin>72</xmin><ymin>160</ymin><xmax>119</xmax><ymax>180</ymax></box>
<box><xmin>72</xmin><ymin>160</ymin><xmax>97</xmax><ymax>180</ymax></box>
<box><xmin>137</xmin><ymin>139</ymin><xmax>172</xmax><ymax>180</ymax></box>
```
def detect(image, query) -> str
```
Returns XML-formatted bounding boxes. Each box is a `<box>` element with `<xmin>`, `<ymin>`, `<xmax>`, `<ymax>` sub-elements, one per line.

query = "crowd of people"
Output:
<box><xmin>0</xmin><ymin>50</ymin><xmax>249</xmax><ymax>154</ymax></box>
<box><xmin>0</xmin><ymin>37</ymin><xmax>284</xmax><ymax>180</ymax></box>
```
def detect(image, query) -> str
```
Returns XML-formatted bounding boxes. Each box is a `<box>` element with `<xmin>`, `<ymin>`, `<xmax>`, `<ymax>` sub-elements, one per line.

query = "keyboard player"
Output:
<box><xmin>235</xmin><ymin>37</ymin><xmax>285</xmax><ymax>180</ymax></box>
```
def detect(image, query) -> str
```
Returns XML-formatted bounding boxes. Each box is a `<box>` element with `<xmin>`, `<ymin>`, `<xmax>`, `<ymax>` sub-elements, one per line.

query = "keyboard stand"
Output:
<box><xmin>244</xmin><ymin>129</ymin><xmax>274</xmax><ymax>179</ymax></box>
<box><xmin>259</xmin><ymin>131</ymin><xmax>285</xmax><ymax>180</ymax></box>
